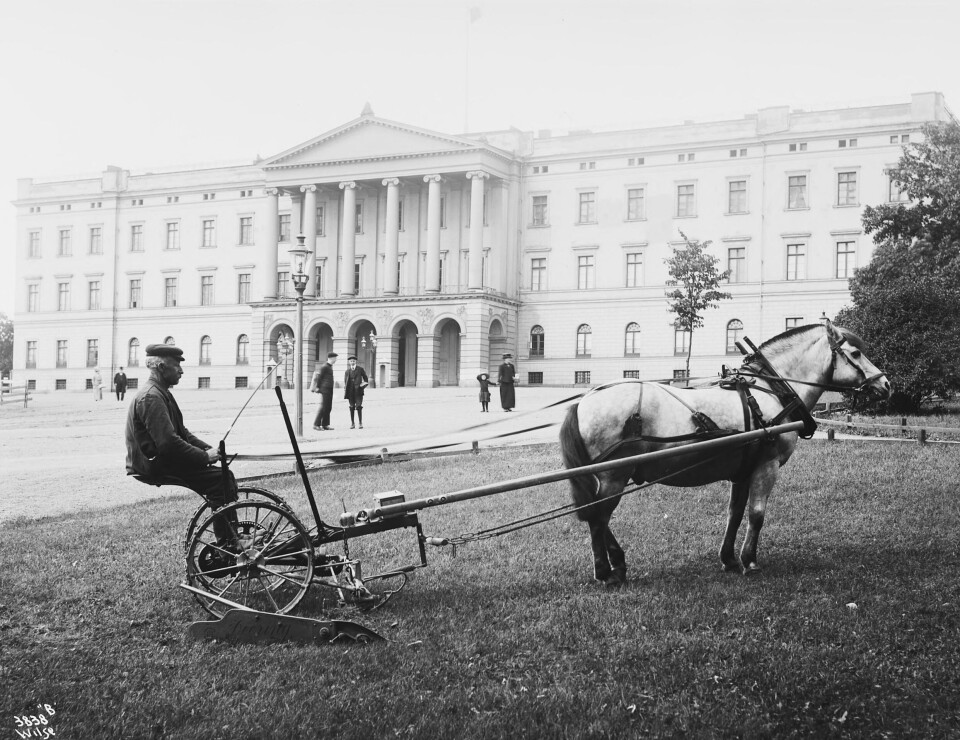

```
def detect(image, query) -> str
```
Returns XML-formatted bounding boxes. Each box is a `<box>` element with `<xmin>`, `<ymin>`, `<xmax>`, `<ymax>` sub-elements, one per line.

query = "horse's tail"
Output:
<box><xmin>559</xmin><ymin>403</ymin><xmax>600</xmax><ymax>521</ymax></box>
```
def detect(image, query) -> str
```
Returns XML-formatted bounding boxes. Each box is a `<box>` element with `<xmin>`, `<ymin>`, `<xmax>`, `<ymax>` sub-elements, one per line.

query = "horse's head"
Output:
<box><xmin>824</xmin><ymin>321</ymin><xmax>891</xmax><ymax>400</ymax></box>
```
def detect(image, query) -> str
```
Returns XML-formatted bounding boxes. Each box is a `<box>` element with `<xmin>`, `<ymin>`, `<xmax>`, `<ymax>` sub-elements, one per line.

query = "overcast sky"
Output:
<box><xmin>3</xmin><ymin>0</ymin><xmax>959</xmax><ymax>317</ymax></box>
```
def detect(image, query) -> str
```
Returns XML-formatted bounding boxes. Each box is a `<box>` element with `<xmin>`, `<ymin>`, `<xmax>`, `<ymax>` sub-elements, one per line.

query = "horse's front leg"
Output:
<box><xmin>719</xmin><ymin>480</ymin><xmax>749</xmax><ymax>572</ymax></box>
<box><xmin>740</xmin><ymin>456</ymin><xmax>781</xmax><ymax>574</ymax></box>
<box><xmin>588</xmin><ymin>519</ymin><xmax>612</xmax><ymax>583</ymax></box>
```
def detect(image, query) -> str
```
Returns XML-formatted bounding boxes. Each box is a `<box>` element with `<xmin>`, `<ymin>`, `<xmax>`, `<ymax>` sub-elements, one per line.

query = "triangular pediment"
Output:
<box><xmin>262</xmin><ymin>115</ymin><xmax>482</xmax><ymax>169</ymax></box>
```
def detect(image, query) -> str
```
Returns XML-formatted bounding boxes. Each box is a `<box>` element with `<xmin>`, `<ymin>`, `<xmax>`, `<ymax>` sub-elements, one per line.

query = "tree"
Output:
<box><xmin>838</xmin><ymin>121</ymin><xmax>960</xmax><ymax>412</ymax></box>
<box><xmin>0</xmin><ymin>313</ymin><xmax>12</xmax><ymax>377</ymax></box>
<box><xmin>664</xmin><ymin>233</ymin><xmax>731</xmax><ymax>383</ymax></box>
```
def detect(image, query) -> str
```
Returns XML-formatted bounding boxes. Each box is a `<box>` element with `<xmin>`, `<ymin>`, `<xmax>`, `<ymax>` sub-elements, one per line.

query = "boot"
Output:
<box><xmin>357</xmin><ymin>408</ymin><xmax>363</xmax><ymax>429</ymax></box>
<box><xmin>350</xmin><ymin>408</ymin><xmax>355</xmax><ymax>429</ymax></box>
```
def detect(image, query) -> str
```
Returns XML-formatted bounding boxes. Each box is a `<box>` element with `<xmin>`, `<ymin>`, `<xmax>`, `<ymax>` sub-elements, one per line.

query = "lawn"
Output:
<box><xmin>2</xmin><ymin>440</ymin><xmax>959</xmax><ymax>739</ymax></box>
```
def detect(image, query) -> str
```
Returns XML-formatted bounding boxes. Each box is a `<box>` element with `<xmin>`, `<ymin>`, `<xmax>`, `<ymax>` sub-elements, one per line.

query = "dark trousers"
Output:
<box><xmin>314</xmin><ymin>389</ymin><xmax>333</xmax><ymax>427</ymax></box>
<box><xmin>174</xmin><ymin>466</ymin><xmax>238</xmax><ymax>542</ymax></box>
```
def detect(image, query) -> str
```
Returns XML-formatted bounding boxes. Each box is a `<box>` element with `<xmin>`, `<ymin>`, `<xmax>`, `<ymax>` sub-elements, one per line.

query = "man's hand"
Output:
<box><xmin>207</xmin><ymin>449</ymin><xmax>220</xmax><ymax>464</ymax></box>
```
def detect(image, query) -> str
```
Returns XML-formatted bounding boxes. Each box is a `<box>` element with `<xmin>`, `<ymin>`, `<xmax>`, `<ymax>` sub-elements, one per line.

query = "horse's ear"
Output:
<box><xmin>824</xmin><ymin>319</ymin><xmax>842</xmax><ymax>342</ymax></box>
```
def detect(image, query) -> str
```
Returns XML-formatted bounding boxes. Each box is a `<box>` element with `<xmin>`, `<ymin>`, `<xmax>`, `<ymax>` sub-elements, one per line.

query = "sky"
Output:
<box><xmin>2</xmin><ymin>0</ymin><xmax>959</xmax><ymax>317</ymax></box>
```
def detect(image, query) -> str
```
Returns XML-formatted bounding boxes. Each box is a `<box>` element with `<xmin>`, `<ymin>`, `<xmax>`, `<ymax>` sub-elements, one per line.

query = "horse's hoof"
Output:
<box><xmin>742</xmin><ymin>563</ymin><xmax>761</xmax><ymax>576</ymax></box>
<box><xmin>604</xmin><ymin>569</ymin><xmax>627</xmax><ymax>588</ymax></box>
<box><xmin>721</xmin><ymin>561</ymin><xmax>741</xmax><ymax>573</ymax></box>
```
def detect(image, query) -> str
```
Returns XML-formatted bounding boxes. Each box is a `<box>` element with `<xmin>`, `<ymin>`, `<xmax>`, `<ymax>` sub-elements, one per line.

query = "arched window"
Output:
<box><xmin>726</xmin><ymin>319</ymin><xmax>744</xmax><ymax>354</ymax></box>
<box><xmin>128</xmin><ymin>338</ymin><xmax>140</xmax><ymax>367</ymax></box>
<box><xmin>199</xmin><ymin>336</ymin><xmax>212</xmax><ymax>365</ymax></box>
<box><xmin>530</xmin><ymin>325</ymin><xmax>544</xmax><ymax>358</ymax></box>
<box><xmin>236</xmin><ymin>334</ymin><xmax>249</xmax><ymax>365</ymax></box>
<box><xmin>164</xmin><ymin>336</ymin><xmax>176</xmax><ymax>346</ymax></box>
<box><xmin>624</xmin><ymin>322</ymin><xmax>641</xmax><ymax>356</ymax></box>
<box><xmin>576</xmin><ymin>324</ymin><xmax>592</xmax><ymax>357</ymax></box>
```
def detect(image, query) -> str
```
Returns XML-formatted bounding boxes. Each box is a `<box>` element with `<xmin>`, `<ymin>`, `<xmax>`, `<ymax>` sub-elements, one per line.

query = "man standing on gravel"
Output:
<box><xmin>310</xmin><ymin>351</ymin><xmax>338</xmax><ymax>431</ymax></box>
<box><xmin>124</xmin><ymin>344</ymin><xmax>237</xmax><ymax>541</ymax></box>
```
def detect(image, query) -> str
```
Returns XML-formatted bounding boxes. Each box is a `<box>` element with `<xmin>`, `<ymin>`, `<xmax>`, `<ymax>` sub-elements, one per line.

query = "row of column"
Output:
<box><xmin>259</xmin><ymin>172</ymin><xmax>489</xmax><ymax>301</ymax></box>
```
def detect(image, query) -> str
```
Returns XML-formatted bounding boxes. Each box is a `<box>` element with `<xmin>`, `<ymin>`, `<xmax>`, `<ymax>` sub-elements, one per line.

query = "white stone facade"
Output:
<box><xmin>12</xmin><ymin>93</ymin><xmax>953</xmax><ymax>392</ymax></box>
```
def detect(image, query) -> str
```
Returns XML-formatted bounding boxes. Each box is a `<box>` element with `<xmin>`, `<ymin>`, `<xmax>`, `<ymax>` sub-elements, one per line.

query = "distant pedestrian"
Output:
<box><xmin>476</xmin><ymin>372</ymin><xmax>496</xmax><ymax>412</ymax></box>
<box><xmin>497</xmin><ymin>354</ymin><xmax>516</xmax><ymax>412</ymax></box>
<box><xmin>344</xmin><ymin>355</ymin><xmax>369</xmax><ymax>429</ymax></box>
<box><xmin>310</xmin><ymin>352</ymin><xmax>338</xmax><ymax>430</ymax></box>
<box><xmin>114</xmin><ymin>367</ymin><xmax>128</xmax><ymax>401</ymax></box>
<box><xmin>92</xmin><ymin>368</ymin><xmax>103</xmax><ymax>401</ymax></box>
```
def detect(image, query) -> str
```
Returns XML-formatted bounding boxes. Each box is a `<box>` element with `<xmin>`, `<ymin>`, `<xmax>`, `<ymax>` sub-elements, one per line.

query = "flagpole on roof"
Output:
<box><xmin>465</xmin><ymin>6</ymin><xmax>482</xmax><ymax>132</ymax></box>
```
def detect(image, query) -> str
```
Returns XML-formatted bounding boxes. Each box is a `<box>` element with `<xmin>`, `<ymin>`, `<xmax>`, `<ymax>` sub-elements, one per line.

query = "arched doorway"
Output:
<box><xmin>395</xmin><ymin>320</ymin><xmax>418</xmax><ymax>387</ymax></box>
<box><xmin>437</xmin><ymin>318</ymin><xmax>462</xmax><ymax>386</ymax></box>
<box><xmin>268</xmin><ymin>324</ymin><xmax>294</xmax><ymax>388</ymax></box>
<box><xmin>352</xmin><ymin>320</ymin><xmax>378</xmax><ymax>388</ymax></box>
<box><xmin>310</xmin><ymin>323</ymin><xmax>334</xmax><ymax>377</ymax></box>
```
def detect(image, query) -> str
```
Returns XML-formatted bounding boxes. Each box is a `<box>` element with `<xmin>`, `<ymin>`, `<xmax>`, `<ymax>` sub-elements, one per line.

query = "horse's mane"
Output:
<box><xmin>759</xmin><ymin>323</ymin><xmax>866</xmax><ymax>354</ymax></box>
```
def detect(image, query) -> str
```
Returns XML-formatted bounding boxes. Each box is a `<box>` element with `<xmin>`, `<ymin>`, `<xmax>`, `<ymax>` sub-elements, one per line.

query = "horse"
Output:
<box><xmin>558</xmin><ymin>320</ymin><xmax>890</xmax><ymax>586</ymax></box>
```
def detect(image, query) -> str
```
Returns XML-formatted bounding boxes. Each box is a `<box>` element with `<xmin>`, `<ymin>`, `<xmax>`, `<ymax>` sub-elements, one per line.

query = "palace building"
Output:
<box><xmin>12</xmin><ymin>93</ymin><xmax>953</xmax><ymax>393</ymax></box>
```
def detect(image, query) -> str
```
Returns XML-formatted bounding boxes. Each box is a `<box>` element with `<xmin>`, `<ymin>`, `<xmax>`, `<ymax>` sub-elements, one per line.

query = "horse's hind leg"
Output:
<box><xmin>604</xmin><ymin>527</ymin><xmax>627</xmax><ymax>586</ymax></box>
<box><xmin>588</xmin><ymin>520</ymin><xmax>613</xmax><ymax>583</ymax></box>
<box><xmin>720</xmin><ymin>480</ymin><xmax>749</xmax><ymax>572</ymax></box>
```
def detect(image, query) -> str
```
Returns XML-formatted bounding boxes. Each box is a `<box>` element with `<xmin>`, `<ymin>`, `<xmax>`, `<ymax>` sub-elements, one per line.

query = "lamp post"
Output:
<box><xmin>288</xmin><ymin>235</ymin><xmax>311</xmax><ymax>436</ymax></box>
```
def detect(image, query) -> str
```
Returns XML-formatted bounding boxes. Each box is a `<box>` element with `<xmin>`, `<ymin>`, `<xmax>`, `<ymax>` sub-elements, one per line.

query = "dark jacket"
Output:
<box><xmin>311</xmin><ymin>362</ymin><xmax>335</xmax><ymax>393</ymax></box>
<box><xmin>114</xmin><ymin>372</ymin><xmax>127</xmax><ymax>391</ymax></box>
<box><xmin>344</xmin><ymin>366</ymin><xmax>369</xmax><ymax>403</ymax></box>
<box><xmin>125</xmin><ymin>377</ymin><xmax>210</xmax><ymax>476</ymax></box>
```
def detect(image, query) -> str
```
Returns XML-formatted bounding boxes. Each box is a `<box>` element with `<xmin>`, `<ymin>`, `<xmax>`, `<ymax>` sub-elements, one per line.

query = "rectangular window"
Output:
<box><xmin>530</xmin><ymin>257</ymin><xmax>546</xmax><ymax>291</ymax></box>
<box><xmin>532</xmin><ymin>195</ymin><xmax>548</xmax><ymax>226</ymax></box>
<box><xmin>836</xmin><ymin>241</ymin><xmax>856</xmax><ymax>279</ymax></box>
<box><xmin>354</xmin><ymin>262</ymin><xmax>361</xmax><ymax>293</ymax></box>
<box><xmin>59</xmin><ymin>229</ymin><xmax>72</xmax><ymax>256</ymax></box>
<box><xmin>237</xmin><ymin>273</ymin><xmax>251</xmax><ymax>304</ymax></box>
<box><xmin>673</xmin><ymin>369</ymin><xmax>689</xmax><ymax>381</ymax></box>
<box><xmin>27</xmin><ymin>284</ymin><xmax>39</xmax><ymax>312</ymax></box>
<box><xmin>788</xmin><ymin>175</ymin><xmax>807</xmax><ymax>209</ymax></box>
<box><xmin>202</xmin><ymin>219</ymin><xmax>216</xmax><ymax>247</ymax></box>
<box><xmin>164</xmin><ymin>277</ymin><xmax>178</xmax><ymax>307</ymax></box>
<box><xmin>88</xmin><ymin>280</ymin><xmax>101</xmax><ymax>310</ymax></box>
<box><xmin>888</xmin><ymin>175</ymin><xmax>908</xmax><ymax>203</ymax></box>
<box><xmin>527</xmin><ymin>372</ymin><xmax>543</xmax><ymax>385</ymax></box>
<box><xmin>577</xmin><ymin>254</ymin><xmax>595</xmax><ymax>290</ymax></box>
<box><xmin>785</xmin><ymin>317</ymin><xmax>802</xmax><ymax>330</ymax></box>
<box><xmin>786</xmin><ymin>243</ymin><xmax>806</xmax><ymax>281</ymax></box>
<box><xmin>239</xmin><ymin>216</ymin><xmax>253</xmax><ymax>245</ymax></box>
<box><xmin>676</xmin><ymin>184</ymin><xmax>695</xmax><ymax>217</ymax></box>
<box><xmin>574</xmin><ymin>371</ymin><xmax>591</xmax><ymax>385</ymax></box>
<box><xmin>355</xmin><ymin>202</ymin><xmax>364</xmax><ymax>234</ymax></box>
<box><xmin>837</xmin><ymin>172</ymin><xmax>858</xmax><ymax>206</ymax></box>
<box><xmin>235</xmin><ymin>377</ymin><xmax>249</xmax><ymax>389</ymax></box>
<box><xmin>28</xmin><ymin>230</ymin><xmax>41</xmax><ymax>258</ymax></box>
<box><xmin>277</xmin><ymin>271</ymin><xmax>289</xmax><ymax>298</ymax></box>
<box><xmin>727</xmin><ymin>247</ymin><xmax>745</xmax><ymax>283</ymax></box>
<box><xmin>789</xmin><ymin>142</ymin><xmax>808</xmax><ymax>152</ymax></box>
<box><xmin>201</xmin><ymin>275</ymin><xmax>214</xmax><ymax>306</ymax></box>
<box><xmin>316</xmin><ymin>205</ymin><xmax>325</xmax><ymax>236</ymax></box>
<box><xmin>674</xmin><ymin>329</ymin><xmax>691</xmax><ymax>355</ymax></box>
<box><xmin>197</xmin><ymin>377</ymin><xmax>211</xmax><ymax>389</ymax></box>
<box><xmin>129</xmin><ymin>278</ymin><xmax>142</xmax><ymax>308</ymax></box>
<box><xmin>439</xmin><ymin>197</ymin><xmax>447</xmax><ymax>229</ymax></box>
<box><xmin>627</xmin><ymin>188</ymin><xmax>645</xmax><ymax>220</ymax></box>
<box><xmin>397</xmin><ymin>199</ymin><xmax>404</xmax><ymax>231</ymax></box>
<box><xmin>577</xmin><ymin>329</ymin><xmax>592</xmax><ymax>357</ymax></box>
<box><xmin>89</xmin><ymin>227</ymin><xmax>102</xmax><ymax>255</ymax></box>
<box><xmin>26</xmin><ymin>341</ymin><xmax>37</xmax><ymax>369</ymax></box>
<box><xmin>728</xmin><ymin>180</ymin><xmax>747</xmax><ymax>213</ymax></box>
<box><xmin>315</xmin><ymin>265</ymin><xmax>323</xmax><ymax>297</ymax></box>
<box><xmin>578</xmin><ymin>192</ymin><xmax>596</xmax><ymax>224</ymax></box>
<box><xmin>279</xmin><ymin>214</ymin><xmax>291</xmax><ymax>242</ymax></box>
<box><xmin>625</xmin><ymin>252</ymin><xmax>643</xmax><ymax>287</ymax></box>
<box><xmin>165</xmin><ymin>222</ymin><xmax>180</xmax><ymax>250</ymax></box>
<box><xmin>130</xmin><ymin>224</ymin><xmax>142</xmax><ymax>252</ymax></box>
<box><xmin>56</xmin><ymin>340</ymin><xmax>68</xmax><ymax>368</ymax></box>
<box><xmin>57</xmin><ymin>282</ymin><xmax>70</xmax><ymax>311</ymax></box>
<box><xmin>56</xmin><ymin>379</ymin><xmax>66</xmax><ymax>390</ymax></box>
<box><xmin>623</xmin><ymin>370</ymin><xmax>640</xmax><ymax>379</ymax></box>
<box><xmin>86</xmin><ymin>339</ymin><xmax>98</xmax><ymax>368</ymax></box>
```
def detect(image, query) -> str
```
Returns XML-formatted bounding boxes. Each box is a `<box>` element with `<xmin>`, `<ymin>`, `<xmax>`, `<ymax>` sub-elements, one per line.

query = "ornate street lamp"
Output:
<box><xmin>288</xmin><ymin>235</ymin><xmax>312</xmax><ymax>436</ymax></box>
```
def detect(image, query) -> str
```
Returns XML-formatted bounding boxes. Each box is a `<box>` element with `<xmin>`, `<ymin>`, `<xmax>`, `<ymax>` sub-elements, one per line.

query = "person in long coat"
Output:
<box><xmin>343</xmin><ymin>355</ymin><xmax>369</xmax><ymax>429</ymax></box>
<box><xmin>114</xmin><ymin>367</ymin><xmax>128</xmax><ymax>401</ymax></box>
<box><xmin>476</xmin><ymin>372</ymin><xmax>497</xmax><ymax>412</ymax></box>
<box><xmin>497</xmin><ymin>354</ymin><xmax>516</xmax><ymax>411</ymax></box>
<box><xmin>310</xmin><ymin>352</ymin><xmax>338</xmax><ymax>430</ymax></box>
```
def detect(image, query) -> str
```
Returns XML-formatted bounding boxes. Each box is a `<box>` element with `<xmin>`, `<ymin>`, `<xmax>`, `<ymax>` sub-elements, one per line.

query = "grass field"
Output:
<box><xmin>3</xmin><ymin>440</ymin><xmax>959</xmax><ymax>739</ymax></box>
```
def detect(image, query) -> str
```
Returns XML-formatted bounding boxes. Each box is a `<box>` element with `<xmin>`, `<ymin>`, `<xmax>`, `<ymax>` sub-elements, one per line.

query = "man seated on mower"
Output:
<box><xmin>125</xmin><ymin>344</ymin><xmax>238</xmax><ymax>544</ymax></box>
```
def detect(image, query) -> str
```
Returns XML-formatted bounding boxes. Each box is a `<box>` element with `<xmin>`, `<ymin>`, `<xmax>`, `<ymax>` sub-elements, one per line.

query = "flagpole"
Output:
<box><xmin>464</xmin><ymin>8</ymin><xmax>471</xmax><ymax>132</ymax></box>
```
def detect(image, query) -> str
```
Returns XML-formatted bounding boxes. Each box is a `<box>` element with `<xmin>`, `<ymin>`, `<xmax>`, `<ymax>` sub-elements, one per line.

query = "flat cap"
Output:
<box><xmin>146</xmin><ymin>344</ymin><xmax>185</xmax><ymax>361</ymax></box>
<box><xmin>327</xmin><ymin>352</ymin><xmax>339</xmax><ymax>359</ymax></box>
<box><xmin>347</xmin><ymin>355</ymin><xmax>358</xmax><ymax>361</ymax></box>
<box><xmin>502</xmin><ymin>353</ymin><xmax>513</xmax><ymax>360</ymax></box>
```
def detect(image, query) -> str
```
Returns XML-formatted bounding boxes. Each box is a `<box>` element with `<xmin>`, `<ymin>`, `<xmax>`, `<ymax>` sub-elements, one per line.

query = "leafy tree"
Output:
<box><xmin>0</xmin><ymin>313</ymin><xmax>12</xmax><ymax>377</ymax></box>
<box><xmin>838</xmin><ymin>121</ymin><xmax>960</xmax><ymax>412</ymax></box>
<box><xmin>664</xmin><ymin>233</ymin><xmax>731</xmax><ymax>383</ymax></box>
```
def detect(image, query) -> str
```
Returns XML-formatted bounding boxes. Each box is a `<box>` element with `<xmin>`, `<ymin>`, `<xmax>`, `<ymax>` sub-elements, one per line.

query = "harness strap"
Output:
<box><xmin>735</xmin><ymin>338</ymin><xmax>818</xmax><ymax>439</ymax></box>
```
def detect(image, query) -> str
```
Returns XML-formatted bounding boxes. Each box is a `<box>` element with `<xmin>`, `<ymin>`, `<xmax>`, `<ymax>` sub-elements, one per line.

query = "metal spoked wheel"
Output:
<box><xmin>183</xmin><ymin>486</ymin><xmax>291</xmax><ymax>553</ymax></box>
<box><xmin>185</xmin><ymin>500</ymin><xmax>314</xmax><ymax>618</ymax></box>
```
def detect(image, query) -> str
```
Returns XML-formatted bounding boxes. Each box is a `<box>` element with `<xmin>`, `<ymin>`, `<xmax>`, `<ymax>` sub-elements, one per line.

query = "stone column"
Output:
<box><xmin>339</xmin><ymin>181</ymin><xmax>357</xmax><ymax>297</ymax></box>
<box><xmin>301</xmin><ymin>185</ymin><xmax>317</xmax><ymax>298</ymax></box>
<box><xmin>467</xmin><ymin>171</ymin><xmax>488</xmax><ymax>290</ymax></box>
<box><xmin>383</xmin><ymin>178</ymin><xmax>400</xmax><ymax>295</ymax></box>
<box><xmin>424</xmin><ymin>174</ymin><xmax>442</xmax><ymax>293</ymax></box>
<box><xmin>261</xmin><ymin>188</ymin><xmax>280</xmax><ymax>300</ymax></box>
